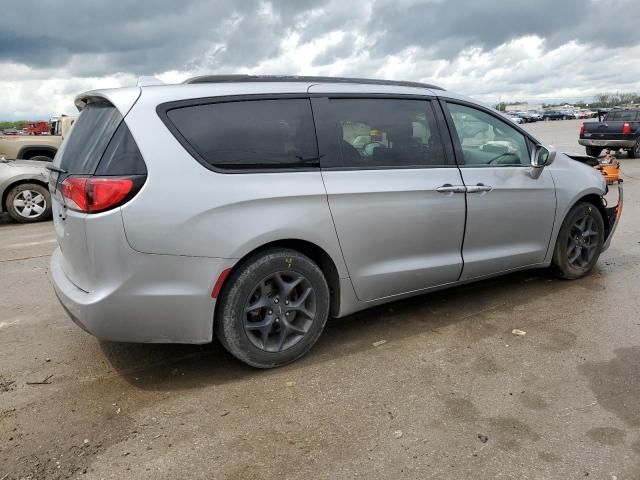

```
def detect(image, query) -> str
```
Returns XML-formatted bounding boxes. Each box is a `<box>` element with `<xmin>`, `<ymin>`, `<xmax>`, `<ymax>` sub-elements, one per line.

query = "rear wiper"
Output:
<box><xmin>46</xmin><ymin>164</ymin><xmax>67</xmax><ymax>174</ymax></box>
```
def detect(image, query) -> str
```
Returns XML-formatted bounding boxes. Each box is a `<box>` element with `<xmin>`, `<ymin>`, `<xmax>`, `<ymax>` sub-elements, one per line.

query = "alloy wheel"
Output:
<box><xmin>243</xmin><ymin>271</ymin><xmax>316</xmax><ymax>352</ymax></box>
<box><xmin>13</xmin><ymin>189</ymin><xmax>47</xmax><ymax>219</ymax></box>
<box><xmin>566</xmin><ymin>214</ymin><xmax>599</xmax><ymax>269</ymax></box>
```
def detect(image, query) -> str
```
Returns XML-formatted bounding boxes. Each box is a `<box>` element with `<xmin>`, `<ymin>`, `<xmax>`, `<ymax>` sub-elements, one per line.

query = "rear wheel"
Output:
<box><xmin>215</xmin><ymin>249</ymin><xmax>330</xmax><ymax>368</ymax></box>
<box><xmin>5</xmin><ymin>183</ymin><xmax>52</xmax><ymax>223</ymax></box>
<box><xmin>552</xmin><ymin>202</ymin><xmax>604</xmax><ymax>279</ymax></box>
<box><xmin>586</xmin><ymin>146</ymin><xmax>602</xmax><ymax>157</ymax></box>
<box><xmin>627</xmin><ymin>139</ymin><xmax>640</xmax><ymax>158</ymax></box>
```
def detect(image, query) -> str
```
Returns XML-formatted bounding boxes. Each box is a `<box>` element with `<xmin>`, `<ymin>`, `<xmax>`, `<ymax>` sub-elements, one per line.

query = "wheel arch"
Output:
<box><xmin>16</xmin><ymin>145</ymin><xmax>57</xmax><ymax>160</ymax></box>
<box><xmin>1</xmin><ymin>178</ymin><xmax>49</xmax><ymax>213</ymax></box>
<box><xmin>574</xmin><ymin>193</ymin><xmax>610</xmax><ymax>239</ymax></box>
<box><xmin>217</xmin><ymin>238</ymin><xmax>342</xmax><ymax>318</ymax></box>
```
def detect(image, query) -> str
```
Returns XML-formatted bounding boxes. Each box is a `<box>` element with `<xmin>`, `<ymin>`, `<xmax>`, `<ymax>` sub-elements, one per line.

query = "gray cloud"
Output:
<box><xmin>1</xmin><ymin>0</ymin><xmax>640</xmax><ymax>120</ymax></box>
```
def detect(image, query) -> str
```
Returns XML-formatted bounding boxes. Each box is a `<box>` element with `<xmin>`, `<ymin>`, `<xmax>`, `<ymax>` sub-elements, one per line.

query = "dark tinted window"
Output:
<box><xmin>325</xmin><ymin>99</ymin><xmax>446</xmax><ymax>168</ymax></box>
<box><xmin>166</xmin><ymin>99</ymin><xmax>318</xmax><ymax>170</ymax></box>
<box><xmin>57</xmin><ymin>103</ymin><xmax>122</xmax><ymax>174</ymax></box>
<box><xmin>605</xmin><ymin>110</ymin><xmax>639</xmax><ymax>121</ymax></box>
<box><xmin>95</xmin><ymin>122</ymin><xmax>147</xmax><ymax>175</ymax></box>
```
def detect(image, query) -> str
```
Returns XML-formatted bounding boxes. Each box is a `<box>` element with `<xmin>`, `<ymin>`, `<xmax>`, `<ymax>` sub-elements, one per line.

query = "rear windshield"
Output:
<box><xmin>605</xmin><ymin>111</ymin><xmax>640</xmax><ymax>121</ymax></box>
<box><xmin>56</xmin><ymin>103</ymin><xmax>122</xmax><ymax>174</ymax></box>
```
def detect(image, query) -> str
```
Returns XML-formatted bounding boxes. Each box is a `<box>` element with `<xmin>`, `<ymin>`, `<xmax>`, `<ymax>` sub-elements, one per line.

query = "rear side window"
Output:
<box><xmin>321</xmin><ymin>99</ymin><xmax>446</xmax><ymax>168</ymax></box>
<box><xmin>57</xmin><ymin>103</ymin><xmax>122</xmax><ymax>174</ymax></box>
<box><xmin>165</xmin><ymin>99</ymin><xmax>318</xmax><ymax>170</ymax></box>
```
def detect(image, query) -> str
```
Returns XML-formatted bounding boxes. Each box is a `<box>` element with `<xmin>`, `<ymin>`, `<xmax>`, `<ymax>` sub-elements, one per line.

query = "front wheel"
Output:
<box><xmin>552</xmin><ymin>202</ymin><xmax>604</xmax><ymax>279</ymax></box>
<box><xmin>5</xmin><ymin>183</ymin><xmax>52</xmax><ymax>223</ymax></box>
<box><xmin>215</xmin><ymin>249</ymin><xmax>330</xmax><ymax>368</ymax></box>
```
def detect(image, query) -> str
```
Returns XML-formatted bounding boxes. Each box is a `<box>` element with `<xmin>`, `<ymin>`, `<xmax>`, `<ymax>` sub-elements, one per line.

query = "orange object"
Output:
<box><xmin>595</xmin><ymin>162</ymin><xmax>621</xmax><ymax>184</ymax></box>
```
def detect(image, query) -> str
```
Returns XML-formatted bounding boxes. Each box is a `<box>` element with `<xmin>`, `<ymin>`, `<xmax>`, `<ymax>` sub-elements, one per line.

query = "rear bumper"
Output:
<box><xmin>579</xmin><ymin>139</ymin><xmax>636</xmax><ymax>148</ymax></box>
<box><xmin>50</xmin><ymin>247</ymin><xmax>231</xmax><ymax>344</ymax></box>
<box><xmin>602</xmin><ymin>185</ymin><xmax>623</xmax><ymax>251</ymax></box>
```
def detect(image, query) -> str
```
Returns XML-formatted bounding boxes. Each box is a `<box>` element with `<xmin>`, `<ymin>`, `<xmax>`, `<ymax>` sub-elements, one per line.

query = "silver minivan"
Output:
<box><xmin>49</xmin><ymin>75</ymin><xmax>622</xmax><ymax>368</ymax></box>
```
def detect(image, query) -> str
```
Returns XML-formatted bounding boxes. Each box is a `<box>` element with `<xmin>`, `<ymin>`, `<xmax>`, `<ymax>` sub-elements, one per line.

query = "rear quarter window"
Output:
<box><xmin>163</xmin><ymin>99</ymin><xmax>319</xmax><ymax>171</ymax></box>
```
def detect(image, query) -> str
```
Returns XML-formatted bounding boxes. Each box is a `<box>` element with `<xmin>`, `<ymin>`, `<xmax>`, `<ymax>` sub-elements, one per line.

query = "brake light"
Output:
<box><xmin>579</xmin><ymin>123</ymin><xmax>585</xmax><ymax>135</ymax></box>
<box><xmin>623</xmin><ymin>122</ymin><xmax>632</xmax><ymax>135</ymax></box>
<box><xmin>62</xmin><ymin>176</ymin><xmax>135</xmax><ymax>213</ymax></box>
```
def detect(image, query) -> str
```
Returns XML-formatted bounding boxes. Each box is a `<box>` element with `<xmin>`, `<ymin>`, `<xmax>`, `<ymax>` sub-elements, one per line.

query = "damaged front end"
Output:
<box><xmin>602</xmin><ymin>184</ymin><xmax>623</xmax><ymax>251</ymax></box>
<box><xmin>565</xmin><ymin>152</ymin><xmax>623</xmax><ymax>251</ymax></box>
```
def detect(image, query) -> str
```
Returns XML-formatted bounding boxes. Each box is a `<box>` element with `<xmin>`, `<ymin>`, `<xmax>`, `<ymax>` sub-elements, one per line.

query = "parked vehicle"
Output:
<box><xmin>49</xmin><ymin>75</ymin><xmax>622</xmax><ymax>368</ymax></box>
<box><xmin>579</xmin><ymin>109</ymin><xmax>640</xmax><ymax>157</ymax></box>
<box><xmin>542</xmin><ymin>110</ymin><xmax>567</xmax><ymax>121</ymax></box>
<box><xmin>505</xmin><ymin>114</ymin><xmax>524</xmax><ymax>124</ymax></box>
<box><xmin>513</xmin><ymin>112</ymin><xmax>537</xmax><ymax>123</ymax></box>
<box><xmin>0</xmin><ymin>115</ymin><xmax>76</xmax><ymax>161</ymax></box>
<box><xmin>528</xmin><ymin>111</ymin><xmax>544</xmax><ymax>121</ymax></box>
<box><xmin>0</xmin><ymin>157</ymin><xmax>51</xmax><ymax>223</ymax></box>
<box><xmin>26</xmin><ymin>121</ymin><xmax>49</xmax><ymax>135</ymax></box>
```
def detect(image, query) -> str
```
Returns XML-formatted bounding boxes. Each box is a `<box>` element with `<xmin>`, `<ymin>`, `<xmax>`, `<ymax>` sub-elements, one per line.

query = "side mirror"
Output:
<box><xmin>532</xmin><ymin>145</ymin><xmax>556</xmax><ymax>167</ymax></box>
<box><xmin>529</xmin><ymin>145</ymin><xmax>556</xmax><ymax>178</ymax></box>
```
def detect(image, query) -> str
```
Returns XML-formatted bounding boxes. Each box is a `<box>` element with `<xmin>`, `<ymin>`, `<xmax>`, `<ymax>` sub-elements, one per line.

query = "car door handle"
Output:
<box><xmin>467</xmin><ymin>183</ymin><xmax>493</xmax><ymax>193</ymax></box>
<box><xmin>436</xmin><ymin>184</ymin><xmax>467</xmax><ymax>193</ymax></box>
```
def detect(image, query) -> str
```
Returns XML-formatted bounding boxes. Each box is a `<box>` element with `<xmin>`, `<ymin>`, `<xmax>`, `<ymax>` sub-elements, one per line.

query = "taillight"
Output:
<box><xmin>579</xmin><ymin>123</ymin><xmax>585</xmax><ymax>135</ymax></box>
<box><xmin>622</xmin><ymin>122</ymin><xmax>632</xmax><ymax>135</ymax></box>
<box><xmin>61</xmin><ymin>176</ymin><xmax>139</xmax><ymax>213</ymax></box>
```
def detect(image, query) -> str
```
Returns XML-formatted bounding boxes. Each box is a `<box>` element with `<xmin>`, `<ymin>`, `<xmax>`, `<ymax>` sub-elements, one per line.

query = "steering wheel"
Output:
<box><xmin>487</xmin><ymin>152</ymin><xmax>520</xmax><ymax>165</ymax></box>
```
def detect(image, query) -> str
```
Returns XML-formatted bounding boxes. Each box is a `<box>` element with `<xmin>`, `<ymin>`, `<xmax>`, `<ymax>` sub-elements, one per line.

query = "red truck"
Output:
<box><xmin>25</xmin><ymin>121</ymin><xmax>49</xmax><ymax>135</ymax></box>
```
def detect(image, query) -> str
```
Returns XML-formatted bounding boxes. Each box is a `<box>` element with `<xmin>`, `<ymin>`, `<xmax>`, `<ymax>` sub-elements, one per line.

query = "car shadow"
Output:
<box><xmin>99</xmin><ymin>267</ymin><xmax>580</xmax><ymax>392</ymax></box>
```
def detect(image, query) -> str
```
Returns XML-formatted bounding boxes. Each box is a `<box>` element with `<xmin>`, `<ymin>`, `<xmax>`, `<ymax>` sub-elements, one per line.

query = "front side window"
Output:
<box><xmin>447</xmin><ymin>103</ymin><xmax>530</xmax><ymax>166</ymax></box>
<box><xmin>325</xmin><ymin>99</ymin><xmax>446</xmax><ymax>168</ymax></box>
<box><xmin>166</xmin><ymin>99</ymin><xmax>318</xmax><ymax>170</ymax></box>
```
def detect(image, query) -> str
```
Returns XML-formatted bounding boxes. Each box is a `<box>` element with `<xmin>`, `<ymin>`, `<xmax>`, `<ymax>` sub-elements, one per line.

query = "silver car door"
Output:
<box><xmin>442</xmin><ymin>101</ymin><xmax>556</xmax><ymax>281</ymax></box>
<box><xmin>312</xmin><ymin>96</ymin><xmax>467</xmax><ymax>302</ymax></box>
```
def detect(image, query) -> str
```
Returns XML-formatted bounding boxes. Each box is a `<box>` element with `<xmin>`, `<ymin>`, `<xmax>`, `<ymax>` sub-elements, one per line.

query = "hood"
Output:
<box><xmin>563</xmin><ymin>151</ymin><xmax>600</xmax><ymax>167</ymax></box>
<box><xmin>1</xmin><ymin>158</ymin><xmax>51</xmax><ymax>168</ymax></box>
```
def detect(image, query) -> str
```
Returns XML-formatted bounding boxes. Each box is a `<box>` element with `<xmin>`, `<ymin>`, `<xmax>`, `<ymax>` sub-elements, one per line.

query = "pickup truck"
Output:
<box><xmin>579</xmin><ymin>109</ymin><xmax>640</xmax><ymax>158</ymax></box>
<box><xmin>0</xmin><ymin>115</ymin><xmax>76</xmax><ymax>161</ymax></box>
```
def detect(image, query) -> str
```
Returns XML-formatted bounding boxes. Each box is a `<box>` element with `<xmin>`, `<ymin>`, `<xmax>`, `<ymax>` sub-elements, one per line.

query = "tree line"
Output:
<box><xmin>495</xmin><ymin>92</ymin><xmax>640</xmax><ymax>111</ymax></box>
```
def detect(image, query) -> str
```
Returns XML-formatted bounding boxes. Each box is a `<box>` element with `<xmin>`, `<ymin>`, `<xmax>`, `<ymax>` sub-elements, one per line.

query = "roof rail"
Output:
<box><xmin>183</xmin><ymin>74</ymin><xmax>444</xmax><ymax>91</ymax></box>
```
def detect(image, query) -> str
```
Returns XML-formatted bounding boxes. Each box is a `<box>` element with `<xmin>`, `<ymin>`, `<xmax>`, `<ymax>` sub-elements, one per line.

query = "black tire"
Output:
<box><xmin>215</xmin><ymin>249</ymin><xmax>330</xmax><ymax>368</ymax></box>
<box><xmin>586</xmin><ymin>146</ymin><xmax>602</xmax><ymax>157</ymax></box>
<box><xmin>27</xmin><ymin>155</ymin><xmax>53</xmax><ymax>162</ymax></box>
<box><xmin>627</xmin><ymin>139</ymin><xmax>640</xmax><ymax>158</ymax></box>
<box><xmin>552</xmin><ymin>202</ymin><xmax>605</xmax><ymax>280</ymax></box>
<box><xmin>5</xmin><ymin>183</ymin><xmax>52</xmax><ymax>223</ymax></box>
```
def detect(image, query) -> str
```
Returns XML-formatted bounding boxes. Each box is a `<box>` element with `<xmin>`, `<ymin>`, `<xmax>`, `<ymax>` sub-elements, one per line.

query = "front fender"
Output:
<box><xmin>544</xmin><ymin>153</ymin><xmax>607</xmax><ymax>263</ymax></box>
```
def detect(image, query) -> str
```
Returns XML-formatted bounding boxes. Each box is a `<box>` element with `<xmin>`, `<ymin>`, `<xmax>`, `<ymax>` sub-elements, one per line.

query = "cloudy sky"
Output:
<box><xmin>1</xmin><ymin>0</ymin><xmax>639</xmax><ymax>120</ymax></box>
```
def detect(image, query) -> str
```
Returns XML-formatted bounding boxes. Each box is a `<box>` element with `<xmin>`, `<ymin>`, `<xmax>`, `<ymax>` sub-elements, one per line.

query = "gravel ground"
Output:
<box><xmin>1</xmin><ymin>118</ymin><xmax>639</xmax><ymax>479</ymax></box>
